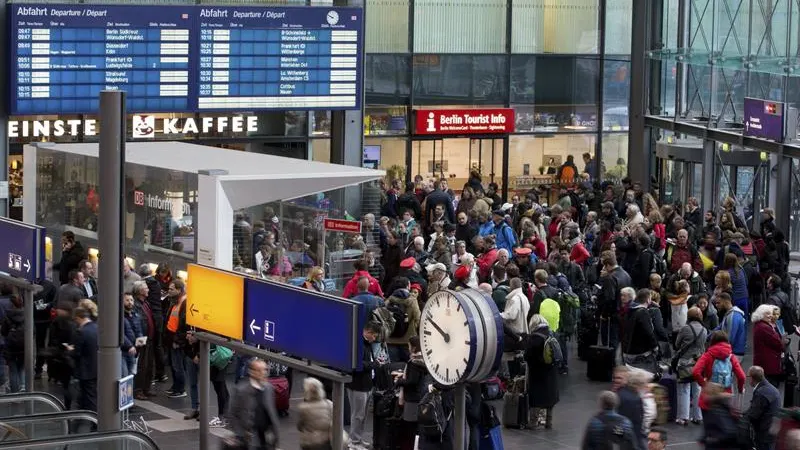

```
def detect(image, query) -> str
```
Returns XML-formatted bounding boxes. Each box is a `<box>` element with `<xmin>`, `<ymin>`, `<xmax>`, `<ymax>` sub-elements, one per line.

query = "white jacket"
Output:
<box><xmin>501</xmin><ymin>288</ymin><xmax>530</xmax><ymax>335</ymax></box>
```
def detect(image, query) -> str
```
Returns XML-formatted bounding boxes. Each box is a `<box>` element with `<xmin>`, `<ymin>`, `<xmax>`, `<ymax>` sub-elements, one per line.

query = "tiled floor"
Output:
<box><xmin>8</xmin><ymin>339</ymin><xmax>753</xmax><ymax>450</ymax></box>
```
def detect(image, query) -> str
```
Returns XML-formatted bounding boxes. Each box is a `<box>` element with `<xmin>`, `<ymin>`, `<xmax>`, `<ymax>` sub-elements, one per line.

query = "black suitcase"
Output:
<box><xmin>501</xmin><ymin>373</ymin><xmax>529</xmax><ymax>429</ymax></box>
<box><xmin>373</xmin><ymin>416</ymin><xmax>402</xmax><ymax>450</ymax></box>
<box><xmin>586</xmin><ymin>322</ymin><xmax>615</xmax><ymax>382</ymax></box>
<box><xmin>577</xmin><ymin>325</ymin><xmax>598</xmax><ymax>361</ymax></box>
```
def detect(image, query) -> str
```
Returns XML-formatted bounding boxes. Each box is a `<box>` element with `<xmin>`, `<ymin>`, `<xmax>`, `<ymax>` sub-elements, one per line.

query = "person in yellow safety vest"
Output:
<box><xmin>164</xmin><ymin>279</ymin><xmax>188</xmax><ymax>399</ymax></box>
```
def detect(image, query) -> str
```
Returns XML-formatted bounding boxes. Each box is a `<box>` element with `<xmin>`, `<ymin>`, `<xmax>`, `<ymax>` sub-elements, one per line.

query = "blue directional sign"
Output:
<box><xmin>243</xmin><ymin>277</ymin><xmax>364</xmax><ymax>372</ymax></box>
<box><xmin>9</xmin><ymin>4</ymin><xmax>364</xmax><ymax>114</ymax></box>
<box><xmin>0</xmin><ymin>217</ymin><xmax>45</xmax><ymax>283</ymax></box>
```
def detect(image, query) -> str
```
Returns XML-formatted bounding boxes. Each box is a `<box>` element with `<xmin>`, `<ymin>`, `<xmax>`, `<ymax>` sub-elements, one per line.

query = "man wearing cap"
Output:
<box><xmin>481</xmin><ymin>210</ymin><xmax>517</xmax><ymax>255</ymax></box>
<box><xmin>450</xmin><ymin>265</ymin><xmax>471</xmax><ymax>291</ymax></box>
<box><xmin>513</xmin><ymin>247</ymin><xmax>536</xmax><ymax>283</ymax></box>
<box><xmin>399</xmin><ymin>258</ymin><xmax>427</xmax><ymax>301</ymax></box>
<box><xmin>426</xmin><ymin>262</ymin><xmax>451</xmax><ymax>296</ymax></box>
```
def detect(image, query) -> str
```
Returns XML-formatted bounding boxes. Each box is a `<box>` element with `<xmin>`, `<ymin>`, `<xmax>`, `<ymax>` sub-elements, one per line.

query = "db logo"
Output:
<box><xmin>133</xmin><ymin>191</ymin><xmax>145</xmax><ymax>206</ymax></box>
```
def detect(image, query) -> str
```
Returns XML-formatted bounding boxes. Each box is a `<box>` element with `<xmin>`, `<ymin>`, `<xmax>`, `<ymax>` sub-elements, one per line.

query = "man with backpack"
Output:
<box><xmin>379</xmin><ymin>277</ymin><xmax>420</xmax><ymax>364</ymax></box>
<box><xmin>581</xmin><ymin>391</ymin><xmax>640</xmax><ymax>450</ymax></box>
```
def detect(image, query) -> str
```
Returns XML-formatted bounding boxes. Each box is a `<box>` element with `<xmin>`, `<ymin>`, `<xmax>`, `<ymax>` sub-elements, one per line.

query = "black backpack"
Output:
<box><xmin>386</xmin><ymin>302</ymin><xmax>410</xmax><ymax>338</ymax></box>
<box><xmin>418</xmin><ymin>390</ymin><xmax>450</xmax><ymax>439</ymax></box>
<box><xmin>5</xmin><ymin>322</ymin><xmax>24</xmax><ymax>353</ymax></box>
<box><xmin>643</xmin><ymin>248</ymin><xmax>666</xmax><ymax>276</ymax></box>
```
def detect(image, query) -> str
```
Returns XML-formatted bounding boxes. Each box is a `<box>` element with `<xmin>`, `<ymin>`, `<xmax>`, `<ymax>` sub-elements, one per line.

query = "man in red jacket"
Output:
<box><xmin>342</xmin><ymin>260</ymin><xmax>384</xmax><ymax>299</ymax></box>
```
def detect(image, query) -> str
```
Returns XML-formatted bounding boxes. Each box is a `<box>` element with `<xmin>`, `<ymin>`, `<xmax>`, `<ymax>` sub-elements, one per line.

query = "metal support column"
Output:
<box><xmin>23</xmin><ymin>289</ymin><xmax>34</xmax><ymax>393</ymax></box>
<box><xmin>628</xmin><ymin>0</ymin><xmax>651</xmax><ymax>190</ymax></box>
<box><xmin>97</xmin><ymin>90</ymin><xmax>125</xmax><ymax>432</ymax></box>
<box><xmin>453</xmin><ymin>384</ymin><xmax>466</xmax><ymax>450</ymax></box>
<box><xmin>776</xmin><ymin>153</ymin><xmax>792</xmax><ymax>236</ymax></box>
<box><xmin>700</xmin><ymin>140</ymin><xmax>716</xmax><ymax>212</ymax></box>
<box><xmin>675</xmin><ymin>0</ymin><xmax>690</xmax><ymax>117</ymax></box>
<box><xmin>198</xmin><ymin>340</ymin><xmax>211</xmax><ymax>450</ymax></box>
<box><xmin>331</xmin><ymin>381</ymin><xmax>345</xmax><ymax>450</ymax></box>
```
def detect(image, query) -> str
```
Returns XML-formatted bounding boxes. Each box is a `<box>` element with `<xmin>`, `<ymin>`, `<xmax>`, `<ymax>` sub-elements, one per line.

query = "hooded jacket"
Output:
<box><xmin>384</xmin><ymin>288</ymin><xmax>421</xmax><ymax>346</ymax></box>
<box><xmin>693</xmin><ymin>342</ymin><xmax>746</xmax><ymax>408</ymax></box>
<box><xmin>296</xmin><ymin>379</ymin><xmax>334</xmax><ymax>449</ymax></box>
<box><xmin>501</xmin><ymin>288</ymin><xmax>530</xmax><ymax>335</ymax></box>
<box><xmin>720</xmin><ymin>306</ymin><xmax>747</xmax><ymax>356</ymax></box>
<box><xmin>342</xmin><ymin>270</ymin><xmax>384</xmax><ymax>299</ymax></box>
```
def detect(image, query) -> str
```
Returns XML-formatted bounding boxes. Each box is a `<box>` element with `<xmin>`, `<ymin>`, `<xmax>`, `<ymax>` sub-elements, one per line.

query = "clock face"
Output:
<box><xmin>420</xmin><ymin>291</ymin><xmax>475</xmax><ymax>386</ymax></box>
<box><xmin>326</xmin><ymin>10</ymin><xmax>339</xmax><ymax>25</ymax></box>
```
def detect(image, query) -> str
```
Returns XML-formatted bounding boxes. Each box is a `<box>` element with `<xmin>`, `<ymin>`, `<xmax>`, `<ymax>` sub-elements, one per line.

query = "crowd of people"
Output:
<box><xmin>0</xmin><ymin>160</ymin><xmax>799</xmax><ymax>450</ymax></box>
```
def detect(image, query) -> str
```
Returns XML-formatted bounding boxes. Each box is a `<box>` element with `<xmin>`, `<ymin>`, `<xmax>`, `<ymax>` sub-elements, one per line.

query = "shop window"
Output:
<box><xmin>601</xmin><ymin>133</ymin><xmax>628</xmax><ymax>181</ymax></box>
<box><xmin>512</xmin><ymin>0</ymin><xmax>599</xmax><ymax>54</ymax></box>
<box><xmin>508</xmin><ymin>134</ymin><xmax>597</xmax><ymax>202</ymax></box>
<box><xmin>414</xmin><ymin>0</ymin><xmax>506</xmax><ymax>53</ymax></box>
<box><xmin>366</xmin><ymin>0</ymin><xmax>409</xmax><ymax>52</ymax></box>
<box><xmin>365</xmin><ymin>137</ymin><xmax>406</xmax><ymax>174</ymax></box>
<box><xmin>311</xmin><ymin>111</ymin><xmax>331</xmax><ymax>136</ymax></box>
<box><xmin>365</xmin><ymin>54</ymin><xmax>411</xmax><ymax>104</ymax></box>
<box><xmin>413</xmin><ymin>55</ymin><xmax>508</xmax><ymax>105</ymax></box>
<box><xmin>364</xmin><ymin>106</ymin><xmax>408</xmax><ymax>136</ymax></box>
<box><xmin>311</xmin><ymin>139</ymin><xmax>331</xmax><ymax>163</ymax></box>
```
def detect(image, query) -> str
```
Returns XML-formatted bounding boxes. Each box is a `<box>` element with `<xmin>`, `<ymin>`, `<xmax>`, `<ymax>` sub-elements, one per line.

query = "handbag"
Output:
<box><xmin>670</xmin><ymin>324</ymin><xmax>701</xmax><ymax>382</ymax></box>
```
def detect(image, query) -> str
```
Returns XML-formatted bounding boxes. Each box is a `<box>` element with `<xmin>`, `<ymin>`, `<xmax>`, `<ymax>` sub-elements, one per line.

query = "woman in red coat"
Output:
<box><xmin>693</xmin><ymin>331</ymin><xmax>746</xmax><ymax>411</ymax></box>
<box><xmin>752</xmin><ymin>303</ymin><xmax>785</xmax><ymax>388</ymax></box>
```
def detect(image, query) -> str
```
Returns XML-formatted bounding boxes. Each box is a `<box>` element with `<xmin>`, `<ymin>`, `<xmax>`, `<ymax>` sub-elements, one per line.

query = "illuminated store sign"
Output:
<box><xmin>7</xmin><ymin>115</ymin><xmax>259</xmax><ymax>138</ymax></box>
<box><xmin>134</xmin><ymin>190</ymin><xmax>191</xmax><ymax>216</ymax></box>
<box><xmin>414</xmin><ymin>108</ymin><xmax>515</xmax><ymax>135</ymax></box>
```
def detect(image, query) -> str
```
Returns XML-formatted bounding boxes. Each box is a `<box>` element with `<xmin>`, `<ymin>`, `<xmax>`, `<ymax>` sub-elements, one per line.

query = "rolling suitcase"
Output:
<box><xmin>502</xmin><ymin>366</ymin><xmax>529</xmax><ymax>429</ymax></box>
<box><xmin>577</xmin><ymin>324</ymin><xmax>598</xmax><ymax>361</ymax></box>
<box><xmin>268</xmin><ymin>376</ymin><xmax>290</xmax><ymax>415</ymax></box>
<box><xmin>587</xmin><ymin>321</ymin><xmax>615</xmax><ymax>382</ymax></box>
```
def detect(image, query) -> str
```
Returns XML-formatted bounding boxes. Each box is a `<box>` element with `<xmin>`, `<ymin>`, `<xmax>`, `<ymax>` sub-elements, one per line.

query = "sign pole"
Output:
<box><xmin>199</xmin><ymin>340</ymin><xmax>211</xmax><ymax>450</ymax></box>
<box><xmin>453</xmin><ymin>384</ymin><xmax>466</xmax><ymax>450</ymax></box>
<box><xmin>97</xmin><ymin>90</ymin><xmax>125</xmax><ymax>432</ymax></box>
<box><xmin>331</xmin><ymin>381</ymin><xmax>345</xmax><ymax>450</ymax></box>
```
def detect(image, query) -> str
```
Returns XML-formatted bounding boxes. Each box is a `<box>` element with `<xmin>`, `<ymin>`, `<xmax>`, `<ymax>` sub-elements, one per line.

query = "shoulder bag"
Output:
<box><xmin>670</xmin><ymin>324</ymin><xmax>701</xmax><ymax>382</ymax></box>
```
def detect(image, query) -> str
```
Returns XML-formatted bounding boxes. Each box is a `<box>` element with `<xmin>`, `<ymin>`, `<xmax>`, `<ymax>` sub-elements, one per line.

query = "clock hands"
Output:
<box><xmin>428</xmin><ymin>318</ymin><xmax>450</xmax><ymax>343</ymax></box>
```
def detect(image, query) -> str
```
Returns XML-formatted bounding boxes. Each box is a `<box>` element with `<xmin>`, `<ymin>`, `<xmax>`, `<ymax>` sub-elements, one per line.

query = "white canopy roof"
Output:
<box><xmin>30</xmin><ymin>141</ymin><xmax>385</xmax><ymax>209</ymax></box>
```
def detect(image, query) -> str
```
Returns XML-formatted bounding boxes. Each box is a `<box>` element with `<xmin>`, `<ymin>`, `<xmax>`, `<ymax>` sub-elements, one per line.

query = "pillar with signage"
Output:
<box><xmin>412</xmin><ymin>108</ymin><xmax>515</xmax><ymax>200</ymax></box>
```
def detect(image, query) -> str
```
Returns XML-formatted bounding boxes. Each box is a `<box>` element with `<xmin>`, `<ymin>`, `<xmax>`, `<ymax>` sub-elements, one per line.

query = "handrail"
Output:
<box><xmin>0</xmin><ymin>430</ymin><xmax>160</xmax><ymax>450</ymax></box>
<box><xmin>0</xmin><ymin>392</ymin><xmax>64</xmax><ymax>414</ymax></box>
<box><xmin>0</xmin><ymin>410</ymin><xmax>97</xmax><ymax>428</ymax></box>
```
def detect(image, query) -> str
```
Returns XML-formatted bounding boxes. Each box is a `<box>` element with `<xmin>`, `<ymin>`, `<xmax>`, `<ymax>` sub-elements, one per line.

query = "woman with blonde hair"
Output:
<box><xmin>302</xmin><ymin>266</ymin><xmax>326</xmax><ymax>292</ymax></box>
<box><xmin>78</xmin><ymin>299</ymin><xmax>98</xmax><ymax>321</ymax></box>
<box><xmin>297</xmin><ymin>377</ymin><xmax>343</xmax><ymax>450</ymax></box>
<box><xmin>642</xmin><ymin>193</ymin><xmax>660</xmax><ymax>217</ymax></box>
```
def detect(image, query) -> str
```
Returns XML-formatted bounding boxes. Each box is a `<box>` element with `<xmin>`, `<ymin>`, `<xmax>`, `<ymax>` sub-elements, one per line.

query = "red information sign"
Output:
<box><xmin>414</xmin><ymin>108</ymin><xmax>515</xmax><ymax>135</ymax></box>
<box><xmin>323</xmin><ymin>218</ymin><xmax>362</xmax><ymax>234</ymax></box>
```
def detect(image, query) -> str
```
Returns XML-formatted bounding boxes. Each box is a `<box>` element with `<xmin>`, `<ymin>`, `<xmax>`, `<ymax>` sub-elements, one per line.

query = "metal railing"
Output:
<box><xmin>0</xmin><ymin>430</ymin><xmax>159</xmax><ymax>450</ymax></box>
<box><xmin>0</xmin><ymin>392</ymin><xmax>65</xmax><ymax>416</ymax></box>
<box><xmin>0</xmin><ymin>410</ymin><xmax>98</xmax><ymax>442</ymax></box>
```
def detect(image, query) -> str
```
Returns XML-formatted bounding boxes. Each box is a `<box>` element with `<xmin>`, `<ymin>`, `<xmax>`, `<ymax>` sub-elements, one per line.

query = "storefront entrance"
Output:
<box><xmin>411</xmin><ymin>138</ymin><xmax>504</xmax><ymax>192</ymax></box>
<box><xmin>656</xmin><ymin>139</ymin><xmax>769</xmax><ymax>229</ymax></box>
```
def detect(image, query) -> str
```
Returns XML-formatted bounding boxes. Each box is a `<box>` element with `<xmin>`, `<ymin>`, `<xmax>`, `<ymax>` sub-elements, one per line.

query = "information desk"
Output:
<box><xmin>10</xmin><ymin>4</ymin><xmax>363</xmax><ymax>114</ymax></box>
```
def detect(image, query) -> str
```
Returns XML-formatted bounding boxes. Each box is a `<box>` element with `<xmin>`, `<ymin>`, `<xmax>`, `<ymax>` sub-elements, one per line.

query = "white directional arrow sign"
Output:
<box><xmin>249</xmin><ymin>319</ymin><xmax>261</xmax><ymax>335</ymax></box>
<box><xmin>23</xmin><ymin>259</ymin><xmax>30</xmax><ymax>273</ymax></box>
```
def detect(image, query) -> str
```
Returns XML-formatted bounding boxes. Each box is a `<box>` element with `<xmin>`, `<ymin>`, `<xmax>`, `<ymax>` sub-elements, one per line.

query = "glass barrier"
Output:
<box><xmin>0</xmin><ymin>430</ymin><xmax>159</xmax><ymax>450</ymax></box>
<box><xmin>0</xmin><ymin>393</ymin><xmax>64</xmax><ymax>418</ymax></box>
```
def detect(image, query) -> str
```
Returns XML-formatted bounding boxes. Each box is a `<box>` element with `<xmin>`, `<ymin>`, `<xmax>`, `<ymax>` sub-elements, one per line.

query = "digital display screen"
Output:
<box><xmin>9</xmin><ymin>4</ymin><xmax>363</xmax><ymax>114</ymax></box>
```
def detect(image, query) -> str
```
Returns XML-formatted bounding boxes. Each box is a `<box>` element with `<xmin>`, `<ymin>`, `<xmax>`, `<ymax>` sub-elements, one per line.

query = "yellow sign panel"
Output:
<box><xmin>186</xmin><ymin>264</ymin><xmax>244</xmax><ymax>340</ymax></box>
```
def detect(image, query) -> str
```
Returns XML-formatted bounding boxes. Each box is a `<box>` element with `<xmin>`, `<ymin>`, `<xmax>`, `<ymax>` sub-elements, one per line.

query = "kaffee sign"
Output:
<box><xmin>8</xmin><ymin>115</ymin><xmax>258</xmax><ymax>139</ymax></box>
<box><xmin>414</xmin><ymin>108</ymin><xmax>515</xmax><ymax>135</ymax></box>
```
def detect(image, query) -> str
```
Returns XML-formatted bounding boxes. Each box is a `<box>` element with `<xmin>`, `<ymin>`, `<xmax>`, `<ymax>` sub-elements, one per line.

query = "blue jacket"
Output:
<box><xmin>581</xmin><ymin>410</ymin><xmax>641</xmax><ymax>450</ymax></box>
<box><xmin>351</xmin><ymin>292</ymin><xmax>384</xmax><ymax>319</ymax></box>
<box><xmin>74</xmin><ymin>321</ymin><xmax>98</xmax><ymax>381</ymax></box>
<box><xmin>122</xmin><ymin>314</ymin><xmax>135</xmax><ymax>352</ymax></box>
<box><xmin>489</xmin><ymin>222</ymin><xmax>516</xmax><ymax>254</ymax></box>
<box><xmin>478</xmin><ymin>221</ymin><xmax>494</xmax><ymax>237</ymax></box>
<box><xmin>720</xmin><ymin>306</ymin><xmax>747</xmax><ymax>356</ymax></box>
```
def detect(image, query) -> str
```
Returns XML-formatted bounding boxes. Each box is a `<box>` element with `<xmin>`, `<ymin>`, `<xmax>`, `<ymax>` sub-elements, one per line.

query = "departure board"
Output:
<box><xmin>8</xmin><ymin>4</ymin><xmax>364</xmax><ymax>115</ymax></box>
<box><xmin>197</xmin><ymin>7</ymin><xmax>361</xmax><ymax>110</ymax></box>
<box><xmin>11</xmin><ymin>5</ymin><xmax>195</xmax><ymax>114</ymax></box>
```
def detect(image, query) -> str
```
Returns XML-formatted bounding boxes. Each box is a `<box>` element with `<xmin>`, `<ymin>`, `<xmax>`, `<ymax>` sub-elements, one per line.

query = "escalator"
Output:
<box><xmin>0</xmin><ymin>391</ymin><xmax>157</xmax><ymax>449</ymax></box>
